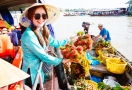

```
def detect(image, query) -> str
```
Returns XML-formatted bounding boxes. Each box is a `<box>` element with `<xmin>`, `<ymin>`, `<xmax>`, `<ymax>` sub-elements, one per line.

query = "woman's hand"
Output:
<box><xmin>69</xmin><ymin>35</ymin><xmax>77</xmax><ymax>45</ymax></box>
<box><xmin>70</xmin><ymin>35</ymin><xmax>77</xmax><ymax>42</ymax></box>
<box><xmin>62</xmin><ymin>59</ymin><xmax>72</xmax><ymax>64</ymax></box>
<box><xmin>63</xmin><ymin>59</ymin><xmax>72</xmax><ymax>69</ymax></box>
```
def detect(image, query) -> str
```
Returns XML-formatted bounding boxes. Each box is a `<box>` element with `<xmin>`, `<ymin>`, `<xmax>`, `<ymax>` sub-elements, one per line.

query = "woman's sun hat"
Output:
<box><xmin>19</xmin><ymin>3</ymin><xmax>60</xmax><ymax>27</ymax></box>
<box><xmin>0</xmin><ymin>58</ymin><xmax>30</xmax><ymax>88</ymax></box>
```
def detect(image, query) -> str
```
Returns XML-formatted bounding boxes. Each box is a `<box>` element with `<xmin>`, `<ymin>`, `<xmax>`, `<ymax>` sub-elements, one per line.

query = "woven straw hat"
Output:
<box><xmin>0</xmin><ymin>58</ymin><xmax>29</xmax><ymax>87</ymax></box>
<box><xmin>19</xmin><ymin>3</ymin><xmax>60</xmax><ymax>27</ymax></box>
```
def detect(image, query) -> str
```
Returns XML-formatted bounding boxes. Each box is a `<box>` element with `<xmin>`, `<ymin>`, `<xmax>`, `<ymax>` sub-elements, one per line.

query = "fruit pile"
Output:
<box><xmin>70</xmin><ymin>59</ymin><xmax>90</xmax><ymax>78</ymax></box>
<box><xmin>95</xmin><ymin>39</ymin><xmax>111</xmax><ymax>49</ymax></box>
<box><xmin>95</xmin><ymin>39</ymin><xmax>116</xmax><ymax>54</ymax></box>
<box><xmin>74</xmin><ymin>34</ymin><xmax>93</xmax><ymax>51</ymax></box>
<box><xmin>60</xmin><ymin>44</ymin><xmax>85</xmax><ymax>63</ymax></box>
<box><xmin>60</xmin><ymin>44</ymin><xmax>91</xmax><ymax>78</ymax></box>
<box><xmin>103</xmin><ymin>53</ymin><xmax>121</xmax><ymax>59</ymax></box>
<box><xmin>74</xmin><ymin>79</ymin><xmax>98</xmax><ymax>90</ymax></box>
<box><xmin>106</xmin><ymin>46</ymin><xmax>116</xmax><ymax>54</ymax></box>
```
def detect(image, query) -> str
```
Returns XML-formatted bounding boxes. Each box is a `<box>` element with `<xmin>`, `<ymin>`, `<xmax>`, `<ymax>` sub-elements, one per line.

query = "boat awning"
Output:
<box><xmin>0</xmin><ymin>0</ymin><xmax>37</xmax><ymax>26</ymax></box>
<box><xmin>0</xmin><ymin>0</ymin><xmax>36</xmax><ymax>11</ymax></box>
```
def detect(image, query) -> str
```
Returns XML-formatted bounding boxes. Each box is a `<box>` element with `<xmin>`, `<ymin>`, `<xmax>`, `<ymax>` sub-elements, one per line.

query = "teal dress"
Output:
<box><xmin>21</xmin><ymin>27</ymin><xmax>69</xmax><ymax>85</ymax></box>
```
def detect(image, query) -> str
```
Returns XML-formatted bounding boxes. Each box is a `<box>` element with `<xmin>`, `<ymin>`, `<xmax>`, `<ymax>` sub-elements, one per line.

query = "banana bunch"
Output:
<box><xmin>80</xmin><ymin>56</ymin><xmax>91</xmax><ymax>76</ymax></box>
<box><xmin>70</xmin><ymin>55</ymin><xmax>90</xmax><ymax>78</ymax></box>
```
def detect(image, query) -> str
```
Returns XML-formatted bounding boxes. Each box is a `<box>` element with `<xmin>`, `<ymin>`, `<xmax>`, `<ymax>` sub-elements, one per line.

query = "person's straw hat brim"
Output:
<box><xmin>19</xmin><ymin>3</ymin><xmax>60</xmax><ymax>27</ymax></box>
<box><xmin>0</xmin><ymin>58</ymin><xmax>30</xmax><ymax>87</ymax></box>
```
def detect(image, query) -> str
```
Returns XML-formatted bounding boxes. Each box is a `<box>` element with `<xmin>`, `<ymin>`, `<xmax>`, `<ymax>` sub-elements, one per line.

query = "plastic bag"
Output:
<box><xmin>86</xmin><ymin>52</ymin><xmax>100</xmax><ymax>66</ymax></box>
<box><xmin>91</xmin><ymin>75</ymin><xmax>102</xmax><ymax>83</ymax></box>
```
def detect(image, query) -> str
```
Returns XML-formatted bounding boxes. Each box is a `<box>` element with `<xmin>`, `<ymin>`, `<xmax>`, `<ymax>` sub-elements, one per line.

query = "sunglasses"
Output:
<box><xmin>34</xmin><ymin>13</ymin><xmax>47</xmax><ymax>20</ymax></box>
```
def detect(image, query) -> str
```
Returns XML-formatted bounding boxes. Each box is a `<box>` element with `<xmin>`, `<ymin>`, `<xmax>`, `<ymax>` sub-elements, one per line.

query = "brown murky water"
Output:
<box><xmin>52</xmin><ymin>13</ymin><xmax>132</xmax><ymax>61</ymax></box>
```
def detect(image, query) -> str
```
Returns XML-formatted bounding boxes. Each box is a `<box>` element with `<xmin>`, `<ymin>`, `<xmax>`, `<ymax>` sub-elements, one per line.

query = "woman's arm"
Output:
<box><xmin>95</xmin><ymin>34</ymin><xmax>100</xmax><ymax>38</ymax></box>
<box><xmin>103</xmin><ymin>35</ymin><xmax>107</xmax><ymax>39</ymax></box>
<box><xmin>49</xmin><ymin>35</ymin><xmax>70</xmax><ymax>48</ymax></box>
<box><xmin>22</xmin><ymin>32</ymin><xmax>62</xmax><ymax>66</ymax></box>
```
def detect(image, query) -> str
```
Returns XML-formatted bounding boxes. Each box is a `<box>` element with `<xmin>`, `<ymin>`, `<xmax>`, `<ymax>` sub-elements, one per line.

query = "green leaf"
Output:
<box><xmin>123</xmin><ymin>88</ymin><xmax>127</xmax><ymax>90</ymax></box>
<box><xmin>98</xmin><ymin>82</ymin><xmax>106</xmax><ymax>89</ymax></box>
<box><xmin>116</xmin><ymin>84</ymin><xmax>121</xmax><ymax>88</ymax></box>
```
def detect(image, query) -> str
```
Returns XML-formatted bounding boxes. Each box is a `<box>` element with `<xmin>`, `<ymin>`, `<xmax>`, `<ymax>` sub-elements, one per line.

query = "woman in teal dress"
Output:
<box><xmin>19</xmin><ymin>3</ymin><xmax>72</xmax><ymax>89</ymax></box>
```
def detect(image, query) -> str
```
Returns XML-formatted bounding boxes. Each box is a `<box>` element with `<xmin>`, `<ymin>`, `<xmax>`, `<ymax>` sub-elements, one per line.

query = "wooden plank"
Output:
<box><xmin>125</xmin><ymin>72</ymin><xmax>132</xmax><ymax>80</ymax></box>
<box><xmin>90</xmin><ymin>64</ymin><xmax>110</xmax><ymax>73</ymax></box>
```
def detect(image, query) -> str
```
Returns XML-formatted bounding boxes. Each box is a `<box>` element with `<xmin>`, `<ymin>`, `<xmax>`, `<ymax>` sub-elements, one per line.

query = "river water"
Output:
<box><xmin>52</xmin><ymin>13</ymin><xmax>132</xmax><ymax>61</ymax></box>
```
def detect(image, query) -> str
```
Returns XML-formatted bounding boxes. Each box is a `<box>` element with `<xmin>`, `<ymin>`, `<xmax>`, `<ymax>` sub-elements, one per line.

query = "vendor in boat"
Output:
<box><xmin>19</xmin><ymin>3</ymin><xmax>74</xmax><ymax>90</ymax></box>
<box><xmin>94</xmin><ymin>23</ymin><xmax>111</xmax><ymax>42</ymax></box>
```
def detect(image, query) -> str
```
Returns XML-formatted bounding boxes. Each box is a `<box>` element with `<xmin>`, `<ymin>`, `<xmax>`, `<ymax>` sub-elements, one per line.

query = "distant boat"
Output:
<box><xmin>78</xmin><ymin>12</ymin><xmax>88</xmax><ymax>16</ymax></box>
<box><xmin>63</xmin><ymin>12</ymin><xmax>78</xmax><ymax>16</ymax></box>
<box><xmin>63</xmin><ymin>12</ymin><xmax>88</xmax><ymax>16</ymax></box>
<box><xmin>89</xmin><ymin>8</ymin><xmax>127</xmax><ymax>16</ymax></box>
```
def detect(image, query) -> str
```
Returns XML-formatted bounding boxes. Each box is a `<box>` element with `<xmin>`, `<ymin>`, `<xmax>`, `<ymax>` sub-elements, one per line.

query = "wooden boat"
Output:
<box><xmin>65</xmin><ymin>38</ymin><xmax>132</xmax><ymax>89</ymax></box>
<box><xmin>63</xmin><ymin>12</ymin><xmax>88</xmax><ymax>16</ymax></box>
<box><xmin>89</xmin><ymin>49</ymin><xmax>132</xmax><ymax>86</ymax></box>
<box><xmin>63</xmin><ymin>13</ymin><xmax>78</xmax><ymax>16</ymax></box>
<box><xmin>89</xmin><ymin>8</ymin><xmax>127</xmax><ymax>16</ymax></box>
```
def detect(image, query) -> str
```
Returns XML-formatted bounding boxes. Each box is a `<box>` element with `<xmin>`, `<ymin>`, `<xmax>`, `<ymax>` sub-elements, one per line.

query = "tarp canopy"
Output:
<box><xmin>0</xmin><ymin>0</ymin><xmax>36</xmax><ymax>11</ymax></box>
<box><xmin>0</xmin><ymin>9</ymin><xmax>14</xmax><ymax>25</ymax></box>
<box><xmin>0</xmin><ymin>0</ymin><xmax>37</xmax><ymax>26</ymax></box>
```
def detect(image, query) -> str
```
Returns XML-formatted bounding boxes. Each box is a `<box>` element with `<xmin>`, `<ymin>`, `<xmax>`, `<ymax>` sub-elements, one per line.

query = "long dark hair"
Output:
<box><xmin>27</xmin><ymin>5</ymin><xmax>49</xmax><ymax>46</ymax></box>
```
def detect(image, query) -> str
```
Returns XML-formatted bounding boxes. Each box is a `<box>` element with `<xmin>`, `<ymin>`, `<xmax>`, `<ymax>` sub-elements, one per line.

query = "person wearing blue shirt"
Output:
<box><xmin>19</xmin><ymin>3</ymin><xmax>73</xmax><ymax>89</ymax></box>
<box><xmin>95</xmin><ymin>24</ymin><xmax>111</xmax><ymax>41</ymax></box>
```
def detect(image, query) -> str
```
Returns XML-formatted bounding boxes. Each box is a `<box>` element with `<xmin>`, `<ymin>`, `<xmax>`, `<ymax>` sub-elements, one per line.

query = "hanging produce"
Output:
<box><xmin>60</xmin><ymin>43</ymin><xmax>91</xmax><ymax>78</ymax></box>
<box><xmin>60</xmin><ymin>44</ymin><xmax>86</xmax><ymax>63</ymax></box>
<box><xmin>74</xmin><ymin>34</ymin><xmax>93</xmax><ymax>51</ymax></box>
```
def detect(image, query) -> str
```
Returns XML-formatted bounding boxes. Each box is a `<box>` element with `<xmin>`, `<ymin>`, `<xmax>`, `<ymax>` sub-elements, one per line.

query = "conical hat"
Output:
<box><xmin>0</xmin><ymin>58</ymin><xmax>30</xmax><ymax>87</ymax></box>
<box><xmin>19</xmin><ymin>3</ymin><xmax>60</xmax><ymax>27</ymax></box>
